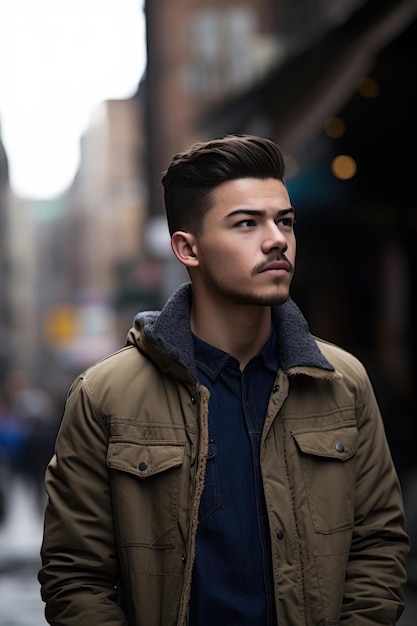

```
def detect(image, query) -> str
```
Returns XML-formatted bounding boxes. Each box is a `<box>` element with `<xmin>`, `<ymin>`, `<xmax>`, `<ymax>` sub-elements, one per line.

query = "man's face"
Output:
<box><xmin>190</xmin><ymin>177</ymin><xmax>296</xmax><ymax>306</ymax></box>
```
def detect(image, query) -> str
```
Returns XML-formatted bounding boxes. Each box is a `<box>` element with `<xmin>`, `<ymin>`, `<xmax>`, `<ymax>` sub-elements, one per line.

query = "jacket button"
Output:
<box><xmin>181</xmin><ymin>553</ymin><xmax>187</xmax><ymax>564</ymax></box>
<box><xmin>191</xmin><ymin>395</ymin><xmax>196</xmax><ymax>405</ymax></box>
<box><xmin>138</xmin><ymin>461</ymin><xmax>148</xmax><ymax>471</ymax></box>
<box><xmin>275</xmin><ymin>529</ymin><xmax>284</xmax><ymax>540</ymax></box>
<box><xmin>335</xmin><ymin>442</ymin><xmax>344</xmax><ymax>453</ymax></box>
<box><xmin>272</xmin><ymin>384</ymin><xmax>279</xmax><ymax>392</ymax></box>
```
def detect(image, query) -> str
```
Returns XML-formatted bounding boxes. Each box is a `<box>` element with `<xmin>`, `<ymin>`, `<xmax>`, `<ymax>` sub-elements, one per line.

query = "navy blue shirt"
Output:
<box><xmin>189</xmin><ymin>328</ymin><xmax>279</xmax><ymax>625</ymax></box>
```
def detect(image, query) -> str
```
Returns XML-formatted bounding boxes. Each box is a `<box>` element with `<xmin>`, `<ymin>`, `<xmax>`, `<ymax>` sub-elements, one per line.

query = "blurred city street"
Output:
<box><xmin>0</xmin><ymin>478</ymin><xmax>46</xmax><ymax>625</ymax></box>
<box><xmin>0</xmin><ymin>475</ymin><xmax>416</xmax><ymax>625</ymax></box>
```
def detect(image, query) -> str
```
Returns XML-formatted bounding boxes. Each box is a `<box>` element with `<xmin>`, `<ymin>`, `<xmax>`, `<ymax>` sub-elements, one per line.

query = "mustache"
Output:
<box><xmin>253</xmin><ymin>254</ymin><xmax>294</xmax><ymax>274</ymax></box>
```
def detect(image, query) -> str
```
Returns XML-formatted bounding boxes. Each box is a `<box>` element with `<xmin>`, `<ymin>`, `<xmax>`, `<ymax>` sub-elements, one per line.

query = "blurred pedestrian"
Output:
<box><xmin>39</xmin><ymin>134</ymin><xmax>409</xmax><ymax>625</ymax></box>
<box><xmin>0</xmin><ymin>387</ymin><xmax>30</xmax><ymax>524</ymax></box>
<box><xmin>5</xmin><ymin>369</ymin><xmax>57</xmax><ymax>514</ymax></box>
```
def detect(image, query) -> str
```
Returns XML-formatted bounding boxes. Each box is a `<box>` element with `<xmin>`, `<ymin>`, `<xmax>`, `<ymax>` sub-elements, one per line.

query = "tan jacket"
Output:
<box><xmin>39</xmin><ymin>283</ymin><xmax>409</xmax><ymax>625</ymax></box>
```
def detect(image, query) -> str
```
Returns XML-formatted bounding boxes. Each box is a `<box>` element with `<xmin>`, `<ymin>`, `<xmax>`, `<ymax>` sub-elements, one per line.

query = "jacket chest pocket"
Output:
<box><xmin>292</xmin><ymin>423</ymin><xmax>358</xmax><ymax>533</ymax></box>
<box><xmin>107</xmin><ymin>438</ymin><xmax>186</xmax><ymax>548</ymax></box>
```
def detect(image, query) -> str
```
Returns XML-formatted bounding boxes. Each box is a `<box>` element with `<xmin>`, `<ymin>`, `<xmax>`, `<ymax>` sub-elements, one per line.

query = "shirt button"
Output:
<box><xmin>275</xmin><ymin>529</ymin><xmax>284</xmax><ymax>540</ymax></box>
<box><xmin>335</xmin><ymin>442</ymin><xmax>344</xmax><ymax>453</ymax></box>
<box><xmin>138</xmin><ymin>461</ymin><xmax>148</xmax><ymax>471</ymax></box>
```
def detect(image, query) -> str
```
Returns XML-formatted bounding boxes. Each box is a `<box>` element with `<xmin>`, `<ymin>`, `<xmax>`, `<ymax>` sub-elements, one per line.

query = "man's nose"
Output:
<box><xmin>261</xmin><ymin>221</ymin><xmax>288</xmax><ymax>253</ymax></box>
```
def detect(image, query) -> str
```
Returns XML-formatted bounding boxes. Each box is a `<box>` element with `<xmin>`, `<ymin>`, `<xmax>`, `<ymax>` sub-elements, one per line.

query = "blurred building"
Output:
<box><xmin>0</xmin><ymin>135</ymin><xmax>37</xmax><ymax>383</ymax></box>
<box><xmin>34</xmin><ymin>94</ymin><xmax>152</xmax><ymax>391</ymax></box>
<box><xmin>0</xmin><ymin>133</ymin><xmax>11</xmax><ymax>384</ymax></box>
<box><xmin>4</xmin><ymin>194</ymin><xmax>39</xmax><ymax>378</ymax></box>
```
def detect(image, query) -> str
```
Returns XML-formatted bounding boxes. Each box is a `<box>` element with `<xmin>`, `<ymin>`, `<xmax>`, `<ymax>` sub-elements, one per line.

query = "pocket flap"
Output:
<box><xmin>107</xmin><ymin>439</ymin><xmax>185</xmax><ymax>478</ymax></box>
<box><xmin>292</xmin><ymin>425</ymin><xmax>358</xmax><ymax>461</ymax></box>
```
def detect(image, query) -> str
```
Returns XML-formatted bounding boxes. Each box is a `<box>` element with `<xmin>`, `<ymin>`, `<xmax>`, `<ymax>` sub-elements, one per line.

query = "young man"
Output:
<box><xmin>39</xmin><ymin>134</ymin><xmax>409</xmax><ymax>625</ymax></box>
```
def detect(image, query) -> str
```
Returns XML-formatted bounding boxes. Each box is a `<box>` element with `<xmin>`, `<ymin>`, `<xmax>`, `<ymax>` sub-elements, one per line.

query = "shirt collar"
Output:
<box><xmin>193</xmin><ymin>324</ymin><xmax>279</xmax><ymax>382</ymax></box>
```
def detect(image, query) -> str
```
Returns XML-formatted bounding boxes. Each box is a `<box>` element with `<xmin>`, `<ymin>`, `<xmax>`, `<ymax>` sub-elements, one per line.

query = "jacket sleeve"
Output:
<box><xmin>38</xmin><ymin>376</ymin><xmax>128</xmax><ymax>626</ymax></box>
<box><xmin>341</xmin><ymin>362</ymin><xmax>410</xmax><ymax>623</ymax></box>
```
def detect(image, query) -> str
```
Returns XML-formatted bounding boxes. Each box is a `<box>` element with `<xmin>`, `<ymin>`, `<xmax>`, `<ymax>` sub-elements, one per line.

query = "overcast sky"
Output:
<box><xmin>0</xmin><ymin>0</ymin><xmax>146</xmax><ymax>198</ymax></box>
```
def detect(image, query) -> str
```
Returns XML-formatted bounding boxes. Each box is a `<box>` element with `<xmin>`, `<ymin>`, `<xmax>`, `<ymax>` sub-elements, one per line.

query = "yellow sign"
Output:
<box><xmin>43</xmin><ymin>304</ymin><xmax>79</xmax><ymax>346</ymax></box>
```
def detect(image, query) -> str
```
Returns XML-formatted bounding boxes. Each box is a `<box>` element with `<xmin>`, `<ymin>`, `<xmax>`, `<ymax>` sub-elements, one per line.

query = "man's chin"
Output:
<box><xmin>254</xmin><ymin>285</ymin><xmax>291</xmax><ymax>306</ymax></box>
<box><xmin>230</xmin><ymin>291</ymin><xmax>290</xmax><ymax>307</ymax></box>
<box><xmin>260</xmin><ymin>293</ymin><xmax>290</xmax><ymax>306</ymax></box>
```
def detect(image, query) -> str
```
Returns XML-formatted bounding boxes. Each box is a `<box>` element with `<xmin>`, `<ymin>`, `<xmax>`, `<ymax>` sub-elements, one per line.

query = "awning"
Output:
<box><xmin>201</xmin><ymin>0</ymin><xmax>417</xmax><ymax>154</ymax></box>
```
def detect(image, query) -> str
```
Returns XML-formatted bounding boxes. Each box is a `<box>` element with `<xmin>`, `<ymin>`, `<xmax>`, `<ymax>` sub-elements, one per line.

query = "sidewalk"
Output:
<box><xmin>0</xmin><ymin>478</ymin><xmax>46</xmax><ymax>625</ymax></box>
<box><xmin>0</xmin><ymin>477</ymin><xmax>43</xmax><ymax>571</ymax></box>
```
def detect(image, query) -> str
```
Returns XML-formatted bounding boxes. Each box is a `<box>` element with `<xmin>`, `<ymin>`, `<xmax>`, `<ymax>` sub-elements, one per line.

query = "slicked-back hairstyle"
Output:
<box><xmin>161</xmin><ymin>134</ymin><xmax>286</xmax><ymax>236</ymax></box>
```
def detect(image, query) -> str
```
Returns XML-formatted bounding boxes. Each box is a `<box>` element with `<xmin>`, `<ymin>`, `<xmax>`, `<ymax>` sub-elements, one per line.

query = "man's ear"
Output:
<box><xmin>171</xmin><ymin>231</ymin><xmax>199</xmax><ymax>268</ymax></box>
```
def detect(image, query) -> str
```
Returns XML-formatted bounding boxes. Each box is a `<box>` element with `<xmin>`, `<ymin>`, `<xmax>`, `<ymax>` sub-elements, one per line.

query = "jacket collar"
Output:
<box><xmin>129</xmin><ymin>282</ymin><xmax>337</xmax><ymax>381</ymax></box>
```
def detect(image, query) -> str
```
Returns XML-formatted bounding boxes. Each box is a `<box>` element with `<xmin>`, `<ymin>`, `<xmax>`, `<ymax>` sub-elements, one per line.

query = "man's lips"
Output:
<box><xmin>258</xmin><ymin>260</ymin><xmax>291</xmax><ymax>273</ymax></box>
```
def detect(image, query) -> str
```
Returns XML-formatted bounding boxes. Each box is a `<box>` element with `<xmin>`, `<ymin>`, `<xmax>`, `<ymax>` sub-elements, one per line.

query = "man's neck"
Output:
<box><xmin>190</xmin><ymin>294</ymin><xmax>272</xmax><ymax>371</ymax></box>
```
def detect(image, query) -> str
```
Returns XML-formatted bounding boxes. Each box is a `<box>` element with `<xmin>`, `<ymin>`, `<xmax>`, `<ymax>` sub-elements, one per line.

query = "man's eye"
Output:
<box><xmin>277</xmin><ymin>217</ymin><xmax>295</xmax><ymax>228</ymax></box>
<box><xmin>236</xmin><ymin>219</ymin><xmax>256</xmax><ymax>228</ymax></box>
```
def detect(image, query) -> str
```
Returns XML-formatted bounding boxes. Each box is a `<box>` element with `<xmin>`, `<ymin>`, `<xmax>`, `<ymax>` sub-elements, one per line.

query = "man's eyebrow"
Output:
<box><xmin>225</xmin><ymin>207</ymin><xmax>295</xmax><ymax>219</ymax></box>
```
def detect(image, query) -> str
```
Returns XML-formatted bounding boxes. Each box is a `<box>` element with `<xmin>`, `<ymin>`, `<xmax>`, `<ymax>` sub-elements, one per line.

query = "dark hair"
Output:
<box><xmin>161</xmin><ymin>134</ymin><xmax>286</xmax><ymax>236</ymax></box>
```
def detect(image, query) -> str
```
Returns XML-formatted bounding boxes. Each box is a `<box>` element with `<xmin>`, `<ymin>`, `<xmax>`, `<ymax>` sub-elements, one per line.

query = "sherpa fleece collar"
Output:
<box><xmin>130</xmin><ymin>282</ymin><xmax>335</xmax><ymax>380</ymax></box>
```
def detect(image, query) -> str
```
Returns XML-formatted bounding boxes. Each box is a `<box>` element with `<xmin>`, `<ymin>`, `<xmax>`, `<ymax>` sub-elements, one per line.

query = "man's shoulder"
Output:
<box><xmin>75</xmin><ymin>344</ymin><xmax>152</xmax><ymax>395</ymax></box>
<box><xmin>314</xmin><ymin>336</ymin><xmax>369</xmax><ymax>383</ymax></box>
<box><xmin>84</xmin><ymin>344</ymin><xmax>144</xmax><ymax>375</ymax></box>
<box><xmin>65</xmin><ymin>344</ymin><xmax>162</xmax><ymax>418</ymax></box>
